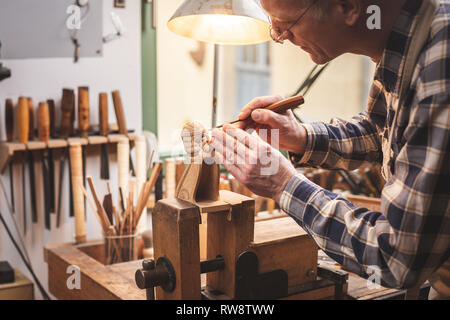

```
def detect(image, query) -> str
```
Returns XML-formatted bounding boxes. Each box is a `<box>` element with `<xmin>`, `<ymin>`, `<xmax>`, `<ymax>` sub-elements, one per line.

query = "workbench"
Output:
<box><xmin>43</xmin><ymin>215</ymin><xmax>407</xmax><ymax>300</ymax></box>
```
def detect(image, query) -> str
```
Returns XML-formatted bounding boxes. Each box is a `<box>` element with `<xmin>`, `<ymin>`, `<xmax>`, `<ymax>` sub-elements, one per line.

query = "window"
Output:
<box><xmin>235</xmin><ymin>43</ymin><xmax>271</xmax><ymax>117</ymax></box>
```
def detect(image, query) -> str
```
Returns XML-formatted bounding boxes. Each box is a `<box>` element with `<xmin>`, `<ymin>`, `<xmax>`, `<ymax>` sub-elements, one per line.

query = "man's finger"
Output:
<box><xmin>251</xmin><ymin>109</ymin><xmax>287</xmax><ymax>128</ymax></box>
<box><xmin>238</xmin><ymin>95</ymin><xmax>284</xmax><ymax>121</ymax></box>
<box><xmin>214</xmin><ymin>144</ymin><xmax>244</xmax><ymax>180</ymax></box>
<box><xmin>222</xmin><ymin>125</ymin><xmax>260</xmax><ymax>150</ymax></box>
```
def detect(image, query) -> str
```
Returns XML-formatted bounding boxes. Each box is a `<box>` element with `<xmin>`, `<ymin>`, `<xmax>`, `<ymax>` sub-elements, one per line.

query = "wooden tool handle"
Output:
<box><xmin>17</xmin><ymin>97</ymin><xmax>29</xmax><ymax>144</ymax></box>
<box><xmin>38</xmin><ymin>102</ymin><xmax>50</xmax><ymax>143</ymax></box>
<box><xmin>70</xmin><ymin>143</ymin><xmax>86</xmax><ymax>243</ymax></box>
<box><xmin>265</xmin><ymin>95</ymin><xmax>304</xmax><ymax>114</ymax></box>
<box><xmin>117</xmin><ymin>138</ymin><xmax>130</xmax><ymax>198</ymax></box>
<box><xmin>27</xmin><ymin>98</ymin><xmax>35</xmax><ymax>141</ymax></box>
<box><xmin>5</xmin><ymin>99</ymin><xmax>14</xmax><ymax>142</ymax></box>
<box><xmin>47</xmin><ymin>99</ymin><xmax>56</xmax><ymax>138</ymax></box>
<box><xmin>134</xmin><ymin>135</ymin><xmax>147</xmax><ymax>232</ymax></box>
<box><xmin>111</xmin><ymin>90</ymin><xmax>128</xmax><ymax>136</ymax></box>
<box><xmin>78</xmin><ymin>86</ymin><xmax>90</xmax><ymax>138</ymax></box>
<box><xmin>61</xmin><ymin>88</ymin><xmax>75</xmax><ymax>138</ymax></box>
<box><xmin>217</xmin><ymin>95</ymin><xmax>305</xmax><ymax>128</ymax></box>
<box><xmin>99</xmin><ymin>93</ymin><xmax>109</xmax><ymax>137</ymax></box>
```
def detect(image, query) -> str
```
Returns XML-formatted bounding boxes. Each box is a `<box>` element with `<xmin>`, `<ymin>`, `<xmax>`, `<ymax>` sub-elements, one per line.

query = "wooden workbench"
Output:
<box><xmin>44</xmin><ymin>214</ymin><xmax>404</xmax><ymax>300</ymax></box>
<box><xmin>44</xmin><ymin>241</ymin><xmax>402</xmax><ymax>300</ymax></box>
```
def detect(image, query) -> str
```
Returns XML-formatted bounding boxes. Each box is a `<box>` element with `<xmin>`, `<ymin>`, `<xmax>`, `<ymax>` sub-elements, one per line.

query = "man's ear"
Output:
<box><xmin>335</xmin><ymin>0</ymin><xmax>362</xmax><ymax>26</ymax></box>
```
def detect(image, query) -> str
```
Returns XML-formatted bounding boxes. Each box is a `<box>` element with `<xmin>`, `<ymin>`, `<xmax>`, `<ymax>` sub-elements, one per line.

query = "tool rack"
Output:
<box><xmin>0</xmin><ymin>133</ymin><xmax>137</xmax><ymax>173</ymax></box>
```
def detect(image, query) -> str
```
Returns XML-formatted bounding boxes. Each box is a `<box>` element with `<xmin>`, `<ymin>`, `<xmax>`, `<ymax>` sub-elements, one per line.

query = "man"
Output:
<box><xmin>211</xmin><ymin>0</ymin><xmax>449</xmax><ymax>299</ymax></box>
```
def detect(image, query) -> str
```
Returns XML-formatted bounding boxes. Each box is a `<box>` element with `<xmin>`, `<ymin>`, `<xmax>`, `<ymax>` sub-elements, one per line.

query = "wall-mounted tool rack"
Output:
<box><xmin>0</xmin><ymin>133</ymin><xmax>137</xmax><ymax>173</ymax></box>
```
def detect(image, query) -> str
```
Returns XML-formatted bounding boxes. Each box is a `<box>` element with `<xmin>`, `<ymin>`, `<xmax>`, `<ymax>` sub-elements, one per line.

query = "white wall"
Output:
<box><xmin>156</xmin><ymin>0</ymin><xmax>215</xmax><ymax>155</ymax></box>
<box><xmin>0</xmin><ymin>0</ymin><xmax>142</xmax><ymax>299</ymax></box>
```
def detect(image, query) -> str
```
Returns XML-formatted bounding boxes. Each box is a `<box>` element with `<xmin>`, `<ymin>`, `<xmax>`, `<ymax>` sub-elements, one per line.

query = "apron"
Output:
<box><xmin>379</xmin><ymin>0</ymin><xmax>442</xmax><ymax>299</ymax></box>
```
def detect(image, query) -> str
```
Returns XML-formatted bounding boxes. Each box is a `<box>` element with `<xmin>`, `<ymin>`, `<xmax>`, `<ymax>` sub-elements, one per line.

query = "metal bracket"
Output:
<box><xmin>317</xmin><ymin>264</ymin><xmax>349</xmax><ymax>299</ymax></box>
<box><xmin>235</xmin><ymin>251</ymin><xmax>288</xmax><ymax>300</ymax></box>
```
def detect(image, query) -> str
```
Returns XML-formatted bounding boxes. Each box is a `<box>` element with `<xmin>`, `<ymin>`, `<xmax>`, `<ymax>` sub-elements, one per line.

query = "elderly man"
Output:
<box><xmin>211</xmin><ymin>0</ymin><xmax>449</xmax><ymax>299</ymax></box>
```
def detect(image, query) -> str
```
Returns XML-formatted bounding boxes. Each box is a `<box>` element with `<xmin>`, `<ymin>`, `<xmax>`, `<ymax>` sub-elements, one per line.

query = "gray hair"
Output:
<box><xmin>298</xmin><ymin>0</ymin><xmax>330</xmax><ymax>20</ymax></box>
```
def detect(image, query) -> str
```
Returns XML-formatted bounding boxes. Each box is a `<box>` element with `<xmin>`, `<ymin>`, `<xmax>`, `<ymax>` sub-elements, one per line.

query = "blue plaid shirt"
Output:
<box><xmin>280</xmin><ymin>0</ymin><xmax>450</xmax><ymax>289</ymax></box>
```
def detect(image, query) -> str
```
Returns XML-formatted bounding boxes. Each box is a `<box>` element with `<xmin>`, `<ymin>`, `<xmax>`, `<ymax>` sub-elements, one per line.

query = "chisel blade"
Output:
<box><xmin>100</xmin><ymin>144</ymin><xmax>110</xmax><ymax>180</ymax></box>
<box><xmin>42</xmin><ymin>155</ymin><xmax>51</xmax><ymax>230</ymax></box>
<box><xmin>56</xmin><ymin>148</ymin><xmax>66</xmax><ymax>228</ymax></box>
<box><xmin>48</xmin><ymin>149</ymin><xmax>55</xmax><ymax>213</ymax></box>
<box><xmin>28</xmin><ymin>151</ymin><xmax>37</xmax><ymax>223</ymax></box>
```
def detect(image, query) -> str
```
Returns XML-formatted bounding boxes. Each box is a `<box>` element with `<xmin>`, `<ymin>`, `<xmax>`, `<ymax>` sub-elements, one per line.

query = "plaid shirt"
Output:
<box><xmin>280</xmin><ymin>0</ymin><xmax>450</xmax><ymax>289</ymax></box>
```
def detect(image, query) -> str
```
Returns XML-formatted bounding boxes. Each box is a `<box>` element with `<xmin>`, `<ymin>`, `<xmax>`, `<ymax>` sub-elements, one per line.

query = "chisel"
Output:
<box><xmin>17</xmin><ymin>97</ymin><xmax>29</xmax><ymax>233</ymax></box>
<box><xmin>47</xmin><ymin>99</ymin><xmax>56</xmax><ymax>138</ymax></box>
<box><xmin>59</xmin><ymin>89</ymin><xmax>75</xmax><ymax>220</ymax></box>
<box><xmin>27</xmin><ymin>98</ymin><xmax>38</xmax><ymax>224</ymax></box>
<box><xmin>112</xmin><ymin>90</ymin><xmax>135</xmax><ymax>176</ymax></box>
<box><xmin>78</xmin><ymin>86</ymin><xmax>90</xmax><ymax>216</ymax></box>
<box><xmin>69</xmin><ymin>142</ymin><xmax>86</xmax><ymax>243</ymax></box>
<box><xmin>5</xmin><ymin>99</ymin><xmax>15</xmax><ymax>213</ymax></box>
<box><xmin>38</xmin><ymin>102</ymin><xmax>51</xmax><ymax>230</ymax></box>
<box><xmin>99</xmin><ymin>93</ymin><xmax>110</xmax><ymax>180</ymax></box>
<box><xmin>47</xmin><ymin>99</ymin><xmax>56</xmax><ymax>213</ymax></box>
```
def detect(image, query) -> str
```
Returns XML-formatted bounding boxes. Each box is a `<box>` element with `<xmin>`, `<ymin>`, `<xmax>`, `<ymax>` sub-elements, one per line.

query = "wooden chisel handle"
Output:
<box><xmin>99</xmin><ymin>93</ymin><xmax>109</xmax><ymax>137</ymax></box>
<box><xmin>135</xmin><ymin>135</ymin><xmax>147</xmax><ymax>232</ymax></box>
<box><xmin>61</xmin><ymin>88</ymin><xmax>75</xmax><ymax>138</ymax></box>
<box><xmin>5</xmin><ymin>99</ymin><xmax>14</xmax><ymax>142</ymax></box>
<box><xmin>38</xmin><ymin>102</ymin><xmax>50</xmax><ymax>143</ymax></box>
<box><xmin>70</xmin><ymin>142</ymin><xmax>86</xmax><ymax>243</ymax></box>
<box><xmin>27</xmin><ymin>98</ymin><xmax>35</xmax><ymax>141</ymax></box>
<box><xmin>17</xmin><ymin>97</ymin><xmax>29</xmax><ymax>144</ymax></box>
<box><xmin>78</xmin><ymin>86</ymin><xmax>90</xmax><ymax>138</ymax></box>
<box><xmin>47</xmin><ymin>99</ymin><xmax>56</xmax><ymax>138</ymax></box>
<box><xmin>117</xmin><ymin>138</ymin><xmax>129</xmax><ymax>197</ymax></box>
<box><xmin>111</xmin><ymin>90</ymin><xmax>127</xmax><ymax>136</ymax></box>
<box><xmin>216</xmin><ymin>95</ymin><xmax>305</xmax><ymax>128</ymax></box>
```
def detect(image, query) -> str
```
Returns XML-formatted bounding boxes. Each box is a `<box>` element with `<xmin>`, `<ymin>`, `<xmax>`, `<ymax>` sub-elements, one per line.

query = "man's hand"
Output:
<box><xmin>237</xmin><ymin>95</ymin><xmax>308</xmax><ymax>156</ymax></box>
<box><xmin>211</xmin><ymin>125</ymin><xmax>297</xmax><ymax>203</ymax></box>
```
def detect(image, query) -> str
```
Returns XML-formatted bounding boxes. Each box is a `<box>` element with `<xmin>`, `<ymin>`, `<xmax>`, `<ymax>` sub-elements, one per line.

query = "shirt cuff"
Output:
<box><xmin>279</xmin><ymin>173</ymin><xmax>322</xmax><ymax>222</ymax></box>
<box><xmin>289</xmin><ymin>122</ymin><xmax>330</xmax><ymax>166</ymax></box>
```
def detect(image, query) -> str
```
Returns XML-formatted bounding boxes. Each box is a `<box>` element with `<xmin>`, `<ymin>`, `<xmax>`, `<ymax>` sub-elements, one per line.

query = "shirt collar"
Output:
<box><xmin>374</xmin><ymin>0</ymin><xmax>423</xmax><ymax>93</ymax></box>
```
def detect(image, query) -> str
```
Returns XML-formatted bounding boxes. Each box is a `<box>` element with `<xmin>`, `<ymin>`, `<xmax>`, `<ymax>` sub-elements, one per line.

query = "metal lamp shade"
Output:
<box><xmin>168</xmin><ymin>0</ymin><xmax>271</xmax><ymax>45</ymax></box>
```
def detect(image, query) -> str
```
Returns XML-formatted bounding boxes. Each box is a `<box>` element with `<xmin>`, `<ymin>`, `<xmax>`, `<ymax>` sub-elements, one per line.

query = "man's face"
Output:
<box><xmin>261</xmin><ymin>0</ymin><xmax>353</xmax><ymax>64</ymax></box>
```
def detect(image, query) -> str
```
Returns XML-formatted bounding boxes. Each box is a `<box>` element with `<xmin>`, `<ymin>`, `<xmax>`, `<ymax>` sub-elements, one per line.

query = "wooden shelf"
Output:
<box><xmin>0</xmin><ymin>134</ymin><xmax>135</xmax><ymax>173</ymax></box>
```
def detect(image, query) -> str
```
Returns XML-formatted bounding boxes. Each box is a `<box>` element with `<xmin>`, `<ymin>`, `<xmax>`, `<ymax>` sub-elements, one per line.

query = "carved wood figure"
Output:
<box><xmin>175</xmin><ymin>121</ymin><xmax>220</xmax><ymax>206</ymax></box>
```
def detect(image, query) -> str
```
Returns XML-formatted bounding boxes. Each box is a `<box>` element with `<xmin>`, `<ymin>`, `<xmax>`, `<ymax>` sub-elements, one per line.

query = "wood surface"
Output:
<box><xmin>70</xmin><ymin>143</ymin><xmax>86</xmax><ymax>243</ymax></box>
<box><xmin>0</xmin><ymin>269</ymin><xmax>34</xmax><ymax>300</ymax></box>
<box><xmin>117</xmin><ymin>138</ymin><xmax>129</xmax><ymax>197</ymax></box>
<box><xmin>37</xmin><ymin>102</ymin><xmax>50</xmax><ymax>142</ymax></box>
<box><xmin>5</xmin><ymin>98</ymin><xmax>14</xmax><ymax>142</ymax></box>
<box><xmin>206</xmin><ymin>191</ymin><xmax>255</xmax><ymax>299</ymax></box>
<box><xmin>250</xmin><ymin>218</ymin><xmax>318</xmax><ymax>287</ymax></box>
<box><xmin>44</xmin><ymin>241</ymin><xmax>144</xmax><ymax>300</ymax></box>
<box><xmin>153</xmin><ymin>198</ymin><xmax>202</xmax><ymax>299</ymax></box>
<box><xmin>60</xmin><ymin>88</ymin><xmax>75</xmax><ymax>138</ymax></box>
<box><xmin>17</xmin><ymin>97</ymin><xmax>29</xmax><ymax>144</ymax></box>
<box><xmin>78</xmin><ymin>86</ymin><xmax>90</xmax><ymax>138</ymax></box>
<box><xmin>175</xmin><ymin>121</ymin><xmax>220</xmax><ymax>206</ymax></box>
<box><xmin>99</xmin><ymin>92</ymin><xmax>109</xmax><ymax>136</ymax></box>
<box><xmin>134</xmin><ymin>135</ymin><xmax>146</xmax><ymax>232</ymax></box>
<box><xmin>111</xmin><ymin>90</ymin><xmax>127</xmax><ymax>136</ymax></box>
<box><xmin>27</xmin><ymin>98</ymin><xmax>34</xmax><ymax>140</ymax></box>
<box><xmin>47</xmin><ymin>99</ymin><xmax>56</xmax><ymax>138</ymax></box>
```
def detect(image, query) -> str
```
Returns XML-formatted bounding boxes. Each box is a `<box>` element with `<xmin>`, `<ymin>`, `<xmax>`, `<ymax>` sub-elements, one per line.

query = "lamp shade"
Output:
<box><xmin>168</xmin><ymin>0</ymin><xmax>271</xmax><ymax>45</ymax></box>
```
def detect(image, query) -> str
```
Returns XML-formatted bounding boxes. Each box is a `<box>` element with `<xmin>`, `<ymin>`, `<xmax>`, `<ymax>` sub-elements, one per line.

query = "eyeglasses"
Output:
<box><xmin>269</xmin><ymin>0</ymin><xmax>320</xmax><ymax>44</ymax></box>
